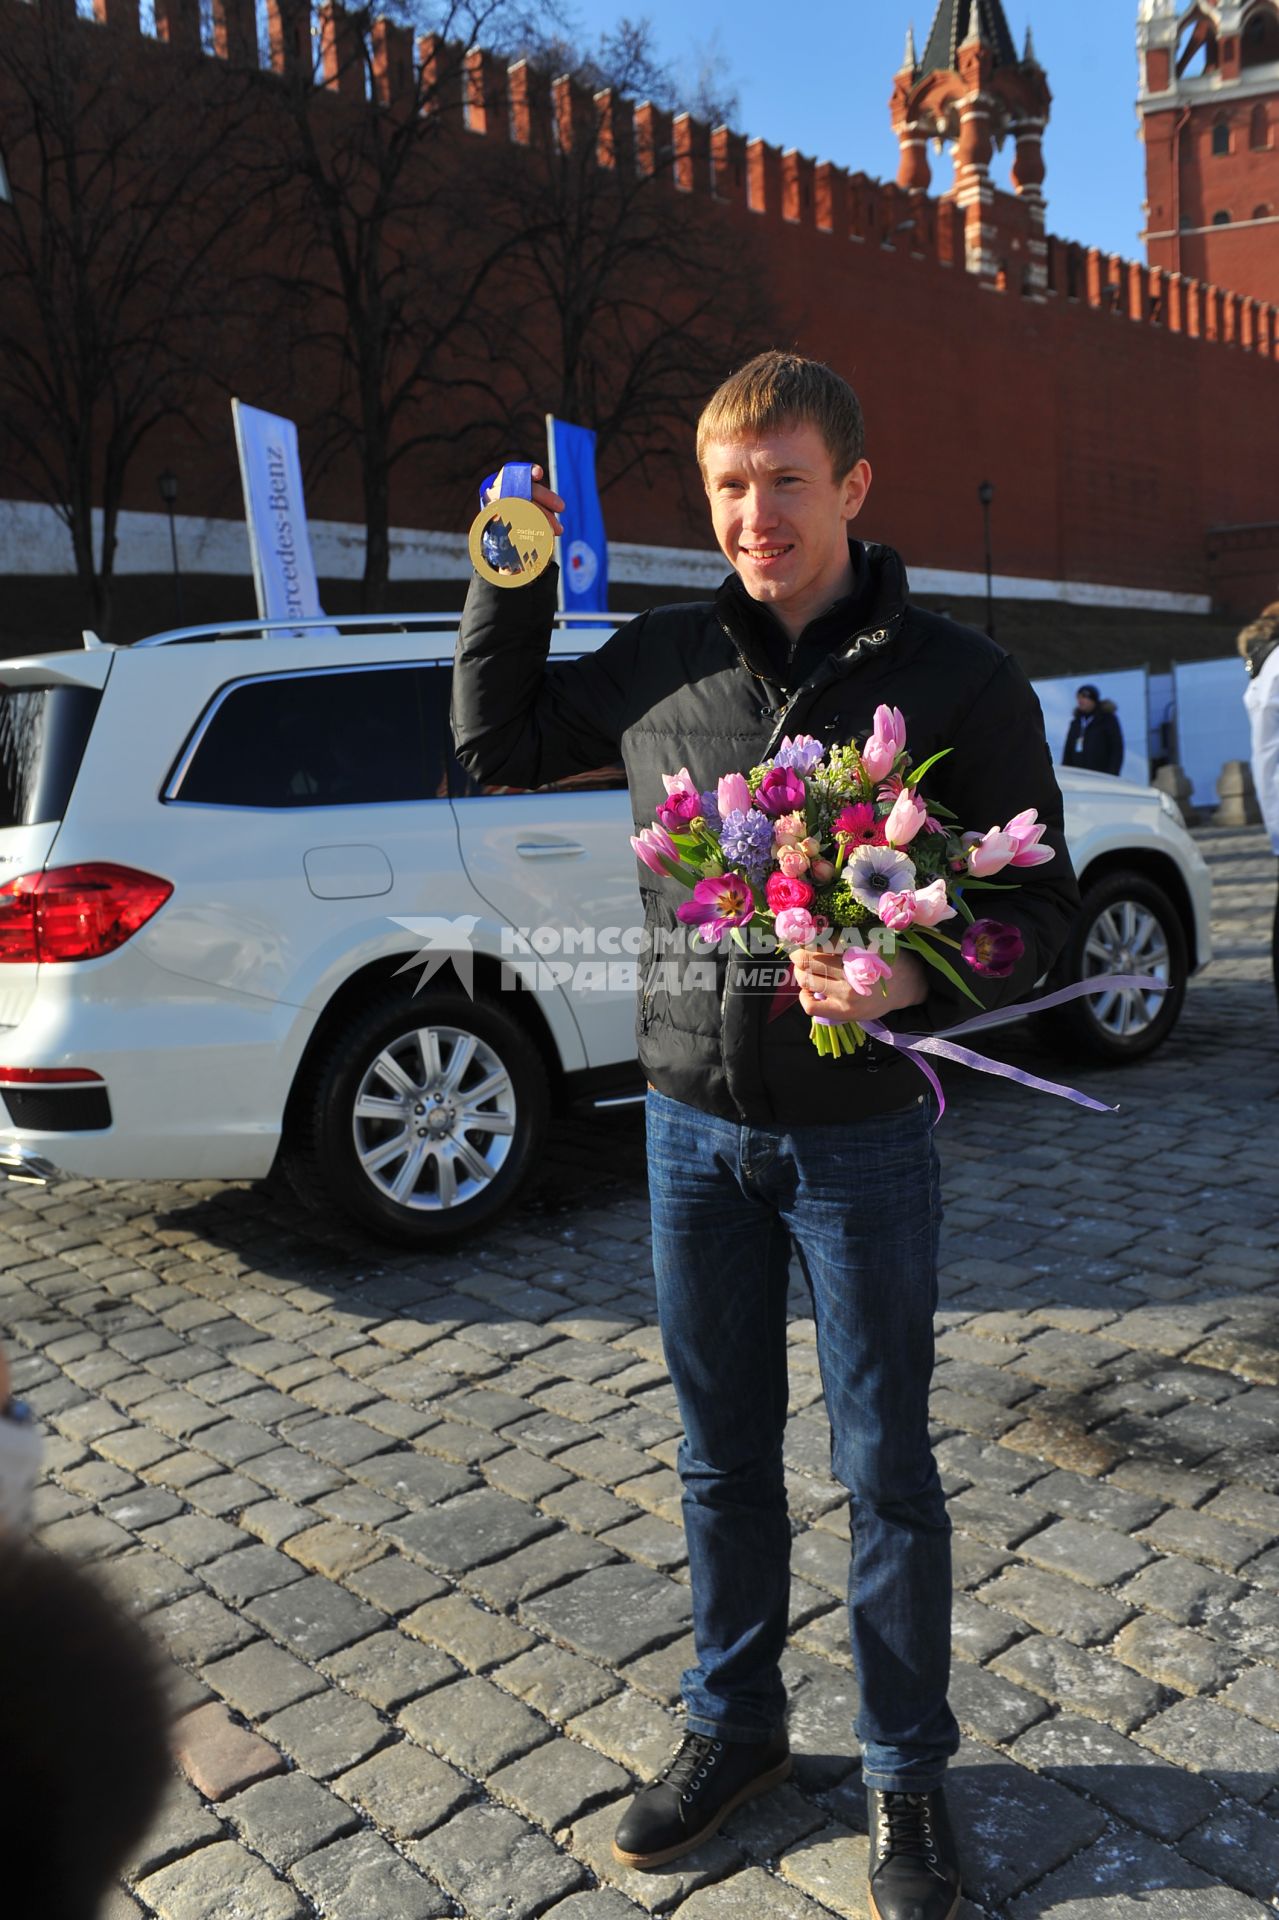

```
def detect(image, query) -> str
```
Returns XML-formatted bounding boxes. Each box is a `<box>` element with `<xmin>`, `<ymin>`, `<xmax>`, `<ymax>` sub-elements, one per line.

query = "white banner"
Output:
<box><xmin>1031</xmin><ymin>670</ymin><xmax>1151</xmax><ymax>786</ymax></box>
<box><xmin>231</xmin><ymin>400</ymin><xmax>325</xmax><ymax>624</ymax></box>
<box><xmin>1172</xmin><ymin>658</ymin><xmax>1252</xmax><ymax>807</ymax></box>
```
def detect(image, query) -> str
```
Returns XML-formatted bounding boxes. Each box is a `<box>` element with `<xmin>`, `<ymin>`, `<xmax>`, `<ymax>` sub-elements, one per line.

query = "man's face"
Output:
<box><xmin>701</xmin><ymin>422</ymin><xmax>872</xmax><ymax>631</ymax></box>
<box><xmin>1076</xmin><ymin>691</ymin><xmax>1097</xmax><ymax>714</ymax></box>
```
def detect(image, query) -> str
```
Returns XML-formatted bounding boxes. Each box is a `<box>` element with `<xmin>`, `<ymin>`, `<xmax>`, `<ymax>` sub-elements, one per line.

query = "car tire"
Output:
<box><xmin>285</xmin><ymin>987</ymin><xmax>549</xmax><ymax>1246</ymax></box>
<box><xmin>1041</xmin><ymin>869</ymin><xmax>1188</xmax><ymax>1062</ymax></box>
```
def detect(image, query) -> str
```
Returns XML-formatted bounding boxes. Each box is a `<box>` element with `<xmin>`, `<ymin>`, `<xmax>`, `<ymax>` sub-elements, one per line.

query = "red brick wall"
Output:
<box><xmin>3</xmin><ymin>2</ymin><xmax>1277</xmax><ymax>617</ymax></box>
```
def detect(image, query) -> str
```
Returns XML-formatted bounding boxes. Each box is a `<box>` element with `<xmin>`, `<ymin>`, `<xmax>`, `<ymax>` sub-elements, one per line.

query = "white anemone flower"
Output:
<box><xmin>846</xmin><ymin>844</ymin><xmax>918</xmax><ymax>916</ymax></box>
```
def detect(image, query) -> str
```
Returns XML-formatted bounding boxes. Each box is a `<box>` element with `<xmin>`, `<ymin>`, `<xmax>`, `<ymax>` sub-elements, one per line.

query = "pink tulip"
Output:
<box><xmin>775</xmin><ymin>907</ymin><xmax>817</xmax><ymax>946</ymax></box>
<box><xmin>843</xmin><ymin>949</ymin><xmax>893</xmax><ymax>996</ymax></box>
<box><xmin>884</xmin><ymin>788</ymin><xmax>928</xmax><ymax>848</ymax></box>
<box><xmin>862</xmin><ymin>704</ymin><xmax>907</xmax><ymax>782</ymax></box>
<box><xmin>777</xmin><ymin>845</ymin><xmax>811</xmax><ymax>878</ymax></box>
<box><xmin>911</xmin><ymin>878</ymin><xmax>958</xmax><ymax>927</ymax></box>
<box><xmin>630</xmin><ymin>824</ymin><xmax>679</xmax><ymax>875</ymax></box>
<box><xmin>877</xmin><ymin>889</ymin><xmax>918</xmax><ymax>932</ymax></box>
<box><xmin>717</xmin><ymin>772</ymin><xmax>752</xmax><ymax>819</ymax></box>
<box><xmin>810</xmin><ymin>858</ymin><xmax>836</xmax><ymax>883</ymax></box>
<box><xmin>964</xmin><ymin>828</ymin><xmax>1016</xmax><ymax>877</ymax></box>
<box><xmin>1004</xmin><ymin>807</ymin><xmax>1056</xmax><ymax>868</ymax></box>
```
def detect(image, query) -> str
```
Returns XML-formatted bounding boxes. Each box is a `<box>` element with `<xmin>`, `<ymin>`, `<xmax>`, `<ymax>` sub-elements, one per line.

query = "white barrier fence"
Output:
<box><xmin>1032</xmin><ymin>660</ymin><xmax>1251</xmax><ymax>809</ymax></box>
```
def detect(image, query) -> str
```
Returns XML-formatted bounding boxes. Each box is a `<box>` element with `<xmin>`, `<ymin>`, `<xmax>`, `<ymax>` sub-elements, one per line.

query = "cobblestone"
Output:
<box><xmin>6</xmin><ymin>825</ymin><xmax>1279</xmax><ymax>1917</ymax></box>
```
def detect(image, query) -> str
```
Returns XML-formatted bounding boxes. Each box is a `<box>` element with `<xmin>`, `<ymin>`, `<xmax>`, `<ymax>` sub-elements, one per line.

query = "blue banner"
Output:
<box><xmin>546</xmin><ymin>416</ymin><xmax>608</xmax><ymax>615</ymax></box>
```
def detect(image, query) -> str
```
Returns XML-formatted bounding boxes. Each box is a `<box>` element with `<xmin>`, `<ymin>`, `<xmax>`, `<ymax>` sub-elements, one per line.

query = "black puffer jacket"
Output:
<box><xmin>452</xmin><ymin>543</ymin><xmax>1081</xmax><ymax>1127</ymax></box>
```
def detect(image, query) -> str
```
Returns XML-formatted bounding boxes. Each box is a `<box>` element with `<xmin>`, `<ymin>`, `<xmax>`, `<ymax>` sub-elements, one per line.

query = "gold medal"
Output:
<box><xmin>469</xmin><ymin>495</ymin><xmax>556</xmax><ymax>589</ymax></box>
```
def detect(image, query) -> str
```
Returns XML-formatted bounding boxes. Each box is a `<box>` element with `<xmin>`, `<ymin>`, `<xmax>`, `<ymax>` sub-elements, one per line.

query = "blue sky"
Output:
<box><xmin>564</xmin><ymin>1</ymin><xmax>1148</xmax><ymax>259</ymax></box>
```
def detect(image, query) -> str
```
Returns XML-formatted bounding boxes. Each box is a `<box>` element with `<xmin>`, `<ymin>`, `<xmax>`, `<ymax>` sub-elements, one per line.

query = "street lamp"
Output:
<box><xmin>157</xmin><ymin>469</ymin><xmax>183</xmax><ymax>623</ymax></box>
<box><xmin>977</xmin><ymin>479</ymin><xmax>995</xmax><ymax>641</ymax></box>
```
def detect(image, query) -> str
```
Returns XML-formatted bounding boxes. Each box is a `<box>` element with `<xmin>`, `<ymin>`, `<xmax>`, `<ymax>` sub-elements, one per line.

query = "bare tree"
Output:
<box><xmin>456</xmin><ymin>23</ymin><xmax>775</xmax><ymax>515</ymax></box>
<box><xmin>255</xmin><ymin>0</ymin><xmax>554</xmax><ymax>612</ymax></box>
<box><xmin>0</xmin><ymin>5</ymin><xmax>261</xmax><ymax>637</ymax></box>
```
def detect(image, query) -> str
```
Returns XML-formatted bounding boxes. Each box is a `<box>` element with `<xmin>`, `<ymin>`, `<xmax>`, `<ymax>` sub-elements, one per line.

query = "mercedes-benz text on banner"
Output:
<box><xmin>546</xmin><ymin>415</ymin><xmax>608</xmax><ymax>618</ymax></box>
<box><xmin>232</xmin><ymin>399</ymin><xmax>326</xmax><ymax>624</ymax></box>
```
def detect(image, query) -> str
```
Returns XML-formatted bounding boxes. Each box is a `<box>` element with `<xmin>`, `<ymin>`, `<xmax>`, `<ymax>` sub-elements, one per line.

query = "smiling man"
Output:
<box><xmin>452</xmin><ymin>351</ymin><xmax>1079</xmax><ymax>1920</ymax></box>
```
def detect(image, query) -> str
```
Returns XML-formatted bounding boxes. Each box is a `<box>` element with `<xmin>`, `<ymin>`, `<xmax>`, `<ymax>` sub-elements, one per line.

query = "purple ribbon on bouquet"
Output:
<box><xmin>854</xmin><ymin>975</ymin><xmax>1168</xmax><ymax>1122</ymax></box>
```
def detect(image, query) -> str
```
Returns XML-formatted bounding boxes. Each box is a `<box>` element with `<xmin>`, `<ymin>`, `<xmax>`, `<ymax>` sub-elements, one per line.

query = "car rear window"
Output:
<box><xmin>0</xmin><ymin>683</ymin><xmax>102</xmax><ymax>829</ymax></box>
<box><xmin>170</xmin><ymin>665</ymin><xmax>447</xmax><ymax>808</ymax></box>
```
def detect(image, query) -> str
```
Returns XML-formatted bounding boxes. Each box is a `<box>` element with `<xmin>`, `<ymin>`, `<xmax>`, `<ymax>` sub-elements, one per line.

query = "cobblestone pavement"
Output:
<box><xmin>4</xmin><ymin>825</ymin><xmax>1279</xmax><ymax>1920</ymax></box>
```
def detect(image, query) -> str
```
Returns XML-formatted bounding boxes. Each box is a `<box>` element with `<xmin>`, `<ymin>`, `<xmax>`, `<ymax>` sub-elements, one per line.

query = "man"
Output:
<box><xmin>1062</xmin><ymin>684</ymin><xmax>1124</xmax><ymax>776</ymax></box>
<box><xmin>1240</xmin><ymin>603</ymin><xmax>1279</xmax><ymax>1009</ymax></box>
<box><xmin>452</xmin><ymin>352</ymin><xmax>1079</xmax><ymax>1920</ymax></box>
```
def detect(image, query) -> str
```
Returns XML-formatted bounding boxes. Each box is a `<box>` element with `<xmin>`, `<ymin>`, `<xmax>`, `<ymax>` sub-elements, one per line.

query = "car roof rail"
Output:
<box><xmin>132</xmin><ymin>610</ymin><xmax>619</xmax><ymax>648</ymax></box>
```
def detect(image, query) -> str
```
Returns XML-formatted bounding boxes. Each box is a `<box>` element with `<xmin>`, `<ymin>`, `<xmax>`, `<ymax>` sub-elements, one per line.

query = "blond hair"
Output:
<box><xmin>697</xmin><ymin>350</ymin><xmax>866</xmax><ymax>477</ymax></box>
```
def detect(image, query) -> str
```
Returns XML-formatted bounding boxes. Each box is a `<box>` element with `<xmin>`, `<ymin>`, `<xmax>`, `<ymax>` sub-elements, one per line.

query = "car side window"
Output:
<box><xmin>439</xmin><ymin>660</ymin><xmax>626</xmax><ymax>797</ymax></box>
<box><xmin>170</xmin><ymin>665</ymin><xmax>449</xmax><ymax>808</ymax></box>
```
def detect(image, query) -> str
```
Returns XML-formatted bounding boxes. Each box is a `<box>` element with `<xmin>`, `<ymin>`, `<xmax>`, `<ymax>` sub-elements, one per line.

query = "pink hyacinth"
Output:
<box><xmin>843</xmin><ymin>949</ymin><xmax>893</xmax><ymax>996</ymax></box>
<box><xmin>717</xmin><ymin>771</ymin><xmax>752</xmax><ymax>819</ymax></box>
<box><xmin>630</xmin><ymin>823</ymin><xmax>679</xmax><ymax>876</ymax></box>
<box><xmin>883</xmin><ymin>788</ymin><xmax>928</xmax><ymax>849</ymax></box>
<box><xmin>1004</xmin><ymin>808</ymin><xmax>1056</xmax><ymax>868</ymax></box>
<box><xmin>861</xmin><ymin>704</ymin><xmax>907</xmax><ymax>782</ymax></box>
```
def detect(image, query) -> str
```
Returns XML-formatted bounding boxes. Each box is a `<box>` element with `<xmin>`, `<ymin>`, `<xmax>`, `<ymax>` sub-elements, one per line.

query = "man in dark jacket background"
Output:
<box><xmin>452</xmin><ymin>353</ymin><xmax>1079</xmax><ymax>1920</ymax></box>
<box><xmin>1062</xmin><ymin>684</ymin><xmax>1125</xmax><ymax>776</ymax></box>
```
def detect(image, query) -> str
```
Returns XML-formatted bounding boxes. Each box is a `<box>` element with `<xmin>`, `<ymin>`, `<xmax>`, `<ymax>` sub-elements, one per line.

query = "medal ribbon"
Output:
<box><xmin>479</xmin><ymin>463</ymin><xmax>535</xmax><ymax>509</ymax></box>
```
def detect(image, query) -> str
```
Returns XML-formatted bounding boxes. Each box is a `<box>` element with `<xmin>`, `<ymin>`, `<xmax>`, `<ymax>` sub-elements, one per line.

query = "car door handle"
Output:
<box><xmin>516</xmin><ymin>841</ymin><xmax>587</xmax><ymax>858</ymax></box>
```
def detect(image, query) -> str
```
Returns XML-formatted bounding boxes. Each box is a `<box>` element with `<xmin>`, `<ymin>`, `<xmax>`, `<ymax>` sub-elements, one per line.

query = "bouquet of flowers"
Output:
<box><xmin>631</xmin><ymin>705</ymin><xmax>1054</xmax><ymax>1058</ymax></box>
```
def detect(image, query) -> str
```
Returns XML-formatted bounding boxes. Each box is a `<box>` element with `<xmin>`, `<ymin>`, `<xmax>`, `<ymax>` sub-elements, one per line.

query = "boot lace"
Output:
<box><xmin>658</xmin><ymin>1732</ymin><xmax>723</xmax><ymax>1802</ymax></box>
<box><xmin>876</xmin><ymin>1791</ymin><xmax>940</xmax><ymax>1871</ymax></box>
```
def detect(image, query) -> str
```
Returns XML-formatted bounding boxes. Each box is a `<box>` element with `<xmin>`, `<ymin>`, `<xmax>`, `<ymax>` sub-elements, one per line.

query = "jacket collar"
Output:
<box><xmin>715</xmin><ymin>541</ymin><xmax>910</xmax><ymax>687</ymax></box>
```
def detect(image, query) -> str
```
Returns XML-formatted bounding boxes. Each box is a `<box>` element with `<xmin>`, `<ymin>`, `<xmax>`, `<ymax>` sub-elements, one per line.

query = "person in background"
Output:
<box><xmin>1062</xmin><ymin>684</ymin><xmax>1124</xmax><ymax>776</ymax></box>
<box><xmin>1239</xmin><ymin>603</ymin><xmax>1279</xmax><ymax>1010</ymax></box>
<box><xmin>1</xmin><ymin>1339</ymin><xmax>171</xmax><ymax>1918</ymax></box>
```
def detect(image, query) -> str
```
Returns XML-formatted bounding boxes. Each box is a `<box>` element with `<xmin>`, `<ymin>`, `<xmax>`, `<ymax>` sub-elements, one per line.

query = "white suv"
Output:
<box><xmin>0</xmin><ymin>614</ymin><xmax>1212</xmax><ymax>1245</ymax></box>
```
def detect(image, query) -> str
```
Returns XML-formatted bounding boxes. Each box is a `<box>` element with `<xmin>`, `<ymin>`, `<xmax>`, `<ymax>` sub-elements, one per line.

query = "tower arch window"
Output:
<box><xmin>1178</xmin><ymin>10</ymin><xmax>1220</xmax><ymax>75</ymax></box>
<box><xmin>1254</xmin><ymin>204</ymin><xmax>1274</xmax><ymax>219</ymax></box>
<box><xmin>1212</xmin><ymin>119</ymin><xmax>1231</xmax><ymax>155</ymax></box>
<box><xmin>1212</xmin><ymin>210</ymin><xmax>1232</xmax><ymax>224</ymax></box>
<box><xmin>1242</xmin><ymin>4</ymin><xmax>1279</xmax><ymax>68</ymax></box>
<box><xmin>1252</xmin><ymin>104</ymin><xmax>1272</xmax><ymax>150</ymax></box>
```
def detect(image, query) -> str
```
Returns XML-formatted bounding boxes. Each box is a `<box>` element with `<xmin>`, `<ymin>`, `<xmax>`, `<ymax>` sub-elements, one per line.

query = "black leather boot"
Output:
<box><xmin>612</xmin><ymin>1727</ymin><xmax>792</xmax><ymax>1869</ymax></box>
<box><xmin>867</xmin><ymin>1787</ymin><xmax>961</xmax><ymax>1920</ymax></box>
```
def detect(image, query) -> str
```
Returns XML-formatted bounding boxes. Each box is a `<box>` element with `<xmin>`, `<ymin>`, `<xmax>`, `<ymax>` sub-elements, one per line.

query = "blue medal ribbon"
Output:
<box><xmin>479</xmin><ymin>463</ymin><xmax>534</xmax><ymax>509</ymax></box>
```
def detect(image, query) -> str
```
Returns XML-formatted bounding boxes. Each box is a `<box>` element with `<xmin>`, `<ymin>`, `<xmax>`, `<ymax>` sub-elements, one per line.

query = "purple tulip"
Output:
<box><xmin>755</xmin><ymin>766</ymin><xmax>807</xmax><ymax>817</ymax></box>
<box><xmin>961</xmin><ymin>919</ymin><xmax>1025</xmax><ymax>978</ymax></box>
<box><xmin>676</xmin><ymin>874</ymin><xmax>756</xmax><ymax>941</ymax></box>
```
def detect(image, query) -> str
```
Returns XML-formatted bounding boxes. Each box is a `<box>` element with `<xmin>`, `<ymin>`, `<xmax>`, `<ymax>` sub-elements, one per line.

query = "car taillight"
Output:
<box><xmin>0</xmin><ymin>864</ymin><xmax>173</xmax><ymax>963</ymax></box>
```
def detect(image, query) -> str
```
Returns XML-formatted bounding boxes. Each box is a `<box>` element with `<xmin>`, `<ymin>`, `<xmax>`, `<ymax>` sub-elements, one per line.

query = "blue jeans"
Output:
<box><xmin>646</xmin><ymin>1087</ymin><xmax>959</xmax><ymax>1793</ymax></box>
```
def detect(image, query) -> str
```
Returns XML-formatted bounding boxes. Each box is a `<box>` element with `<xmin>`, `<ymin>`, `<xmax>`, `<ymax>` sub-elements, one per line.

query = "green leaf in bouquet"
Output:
<box><xmin>902</xmin><ymin>931</ymin><xmax>984</xmax><ymax>1005</ymax></box>
<box><xmin>905</xmin><ymin>749</ymin><xmax>953</xmax><ymax>787</ymax></box>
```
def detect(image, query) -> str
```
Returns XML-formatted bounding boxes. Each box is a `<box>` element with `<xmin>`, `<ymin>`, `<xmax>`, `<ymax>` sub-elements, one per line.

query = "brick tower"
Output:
<box><xmin>1139</xmin><ymin>1</ymin><xmax>1279</xmax><ymax>306</ymax></box>
<box><xmin>892</xmin><ymin>1</ymin><xmax>1052</xmax><ymax>294</ymax></box>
